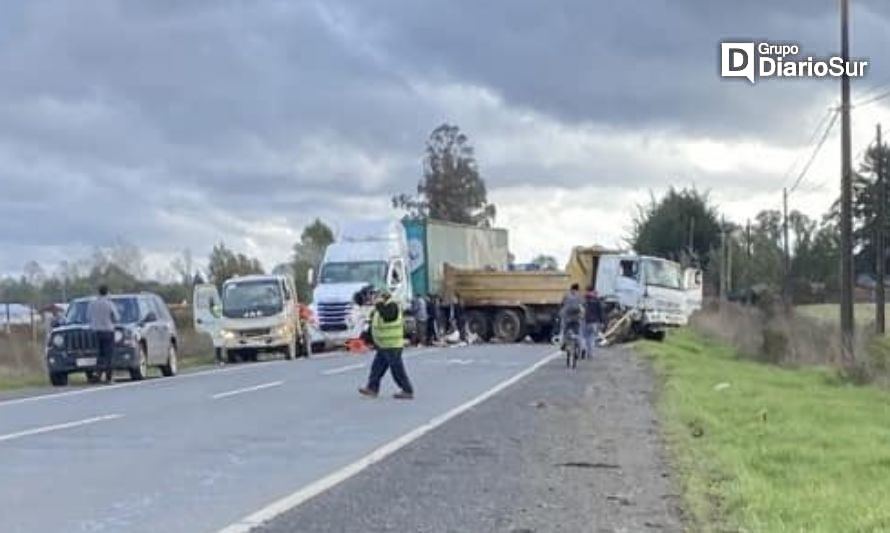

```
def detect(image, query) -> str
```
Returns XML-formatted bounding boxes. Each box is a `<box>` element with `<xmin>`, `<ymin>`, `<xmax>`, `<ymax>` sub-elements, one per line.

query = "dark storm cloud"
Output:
<box><xmin>1</xmin><ymin>0</ymin><xmax>887</xmax><ymax>273</ymax></box>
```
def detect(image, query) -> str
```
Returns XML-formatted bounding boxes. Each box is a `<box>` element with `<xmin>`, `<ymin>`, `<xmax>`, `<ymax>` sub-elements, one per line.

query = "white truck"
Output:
<box><xmin>309</xmin><ymin>218</ymin><xmax>509</xmax><ymax>351</ymax></box>
<box><xmin>193</xmin><ymin>274</ymin><xmax>309</xmax><ymax>363</ymax></box>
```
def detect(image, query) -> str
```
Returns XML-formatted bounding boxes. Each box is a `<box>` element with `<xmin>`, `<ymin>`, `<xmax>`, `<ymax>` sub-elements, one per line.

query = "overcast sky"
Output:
<box><xmin>2</xmin><ymin>0</ymin><xmax>890</xmax><ymax>279</ymax></box>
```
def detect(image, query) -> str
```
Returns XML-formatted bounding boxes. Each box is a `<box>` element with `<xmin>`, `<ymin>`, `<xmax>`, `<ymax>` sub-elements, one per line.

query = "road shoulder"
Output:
<box><xmin>256</xmin><ymin>346</ymin><xmax>683</xmax><ymax>533</ymax></box>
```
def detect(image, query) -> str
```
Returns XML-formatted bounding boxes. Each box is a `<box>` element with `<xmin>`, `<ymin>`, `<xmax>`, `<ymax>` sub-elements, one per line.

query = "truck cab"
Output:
<box><xmin>311</xmin><ymin>221</ymin><xmax>412</xmax><ymax>350</ymax></box>
<box><xmin>594</xmin><ymin>254</ymin><xmax>691</xmax><ymax>337</ymax></box>
<box><xmin>193</xmin><ymin>274</ymin><xmax>307</xmax><ymax>363</ymax></box>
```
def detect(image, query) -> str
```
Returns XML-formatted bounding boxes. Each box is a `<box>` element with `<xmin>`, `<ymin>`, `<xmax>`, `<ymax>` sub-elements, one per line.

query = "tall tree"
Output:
<box><xmin>530</xmin><ymin>254</ymin><xmax>559</xmax><ymax>271</ymax></box>
<box><xmin>207</xmin><ymin>243</ymin><xmax>264</xmax><ymax>287</ymax></box>
<box><xmin>290</xmin><ymin>219</ymin><xmax>335</xmax><ymax>302</ymax></box>
<box><xmin>632</xmin><ymin>187</ymin><xmax>721</xmax><ymax>265</ymax></box>
<box><xmin>393</xmin><ymin>124</ymin><xmax>496</xmax><ymax>227</ymax></box>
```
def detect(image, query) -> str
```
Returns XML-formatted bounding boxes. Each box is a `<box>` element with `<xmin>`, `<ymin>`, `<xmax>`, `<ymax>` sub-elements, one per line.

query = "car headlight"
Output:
<box><xmin>114</xmin><ymin>330</ymin><xmax>124</xmax><ymax>343</ymax></box>
<box><xmin>275</xmin><ymin>325</ymin><xmax>289</xmax><ymax>338</ymax></box>
<box><xmin>51</xmin><ymin>334</ymin><xmax>64</xmax><ymax>349</ymax></box>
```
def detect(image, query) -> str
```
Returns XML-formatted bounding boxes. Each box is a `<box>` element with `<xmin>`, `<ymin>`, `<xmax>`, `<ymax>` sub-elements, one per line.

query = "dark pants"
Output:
<box><xmin>426</xmin><ymin>318</ymin><xmax>437</xmax><ymax>344</ymax></box>
<box><xmin>366</xmin><ymin>348</ymin><xmax>413</xmax><ymax>394</ymax></box>
<box><xmin>96</xmin><ymin>331</ymin><xmax>115</xmax><ymax>372</ymax></box>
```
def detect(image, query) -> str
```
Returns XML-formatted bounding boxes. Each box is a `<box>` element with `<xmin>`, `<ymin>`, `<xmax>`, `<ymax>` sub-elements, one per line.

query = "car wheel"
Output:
<box><xmin>130</xmin><ymin>344</ymin><xmax>149</xmax><ymax>381</ymax></box>
<box><xmin>160</xmin><ymin>343</ymin><xmax>178</xmax><ymax>377</ymax></box>
<box><xmin>49</xmin><ymin>372</ymin><xmax>68</xmax><ymax>387</ymax></box>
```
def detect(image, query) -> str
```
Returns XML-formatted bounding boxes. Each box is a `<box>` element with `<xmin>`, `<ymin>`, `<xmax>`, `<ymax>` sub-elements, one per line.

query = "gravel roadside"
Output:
<box><xmin>257</xmin><ymin>346</ymin><xmax>683</xmax><ymax>533</ymax></box>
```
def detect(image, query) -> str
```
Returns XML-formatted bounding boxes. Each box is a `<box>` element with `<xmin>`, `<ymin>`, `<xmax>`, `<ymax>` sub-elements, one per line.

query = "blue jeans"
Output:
<box><xmin>366</xmin><ymin>348</ymin><xmax>413</xmax><ymax>394</ymax></box>
<box><xmin>583</xmin><ymin>322</ymin><xmax>601</xmax><ymax>356</ymax></box>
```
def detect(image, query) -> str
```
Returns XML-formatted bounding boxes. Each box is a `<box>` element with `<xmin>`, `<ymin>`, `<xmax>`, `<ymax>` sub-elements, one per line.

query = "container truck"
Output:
<box><xmin>308</xmin><ymin>218</ymin><xmax>509</xmax><ymax>351</ymax></box>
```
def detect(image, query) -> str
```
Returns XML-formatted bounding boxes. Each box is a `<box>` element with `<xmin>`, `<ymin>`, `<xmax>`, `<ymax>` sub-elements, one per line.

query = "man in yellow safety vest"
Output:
<box><xmin>359</xmin><ymin>291</ymin><xmax>414</xmax><ymax>400</ymax></box>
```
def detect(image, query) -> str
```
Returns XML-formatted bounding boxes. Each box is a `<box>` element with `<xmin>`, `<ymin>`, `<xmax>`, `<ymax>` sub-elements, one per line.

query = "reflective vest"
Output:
<box><xmin>372</xmin><ymin>302</ymin><xmax>404</xmax><ymax>349</ymax></box>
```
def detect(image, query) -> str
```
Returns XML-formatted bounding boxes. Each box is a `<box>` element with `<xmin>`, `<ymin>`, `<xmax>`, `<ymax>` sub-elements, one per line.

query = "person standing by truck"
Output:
<box><xmin>559</xmin><ymin>284</ymin><xmax>585</xmax><ymax>352</ymax></box>
<box><xmin>412</xmin><ymin>293</ymin><xmax>429</xmax><ymax>346</ymax></box>
<box><xmin>359</xmin><ymin>291</ymin><xmax>414</xmax><ymax>399</ymax></box>
<box><xmin>426</xmin><ymin>293</ymin><xmax>440</xmax><ymax>344</ymax></box>
<box><xmin>87</xmin><ymin>285</ymin><xmax>119</xmax><ymax>383</ymax></box>
<box><xmin>583</xmin><ymin>286</ymin><xmax>604</xmax><ymax>357</ymax></box>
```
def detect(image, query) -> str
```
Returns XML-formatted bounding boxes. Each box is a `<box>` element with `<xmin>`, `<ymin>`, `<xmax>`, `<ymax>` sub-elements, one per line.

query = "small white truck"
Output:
<box><xmin>193</xmin><ymin>274</ymin><xmax>308</xmax><ymax>363</ymax></box>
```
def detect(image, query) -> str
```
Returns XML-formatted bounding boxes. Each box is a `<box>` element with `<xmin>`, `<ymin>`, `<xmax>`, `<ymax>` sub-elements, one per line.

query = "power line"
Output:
<box><xmin>789</xmin><ymin>109</ymin><xmax>840</xmax><ymax>194</ymax></box>
<box><xmin>855</xmin><ymin>89</ymin><xmax>890</xmax><ymax>108</ymax></box>
<box><xmin>779</xmin><ymin>107</ymin><xmax>835</xmax><ymax>190</ymax></box>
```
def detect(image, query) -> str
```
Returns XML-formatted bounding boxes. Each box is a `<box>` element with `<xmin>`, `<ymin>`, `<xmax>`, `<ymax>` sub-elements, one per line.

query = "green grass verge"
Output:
<box><xmin>797</xmin><ymin>303</ymin><xmax>886</xmax><ymax>327</ymax></box>
<box><xmin>641</xmin><ymin>329</ymin><xmax>890</xmax><ymax>532</ymax></box>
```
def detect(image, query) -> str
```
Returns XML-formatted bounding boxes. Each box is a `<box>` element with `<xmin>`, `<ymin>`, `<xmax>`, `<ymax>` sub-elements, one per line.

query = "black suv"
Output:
<box><xmin>46</xmin><ymin>293</ymin><xmax>179</xmax><ymax>386</ymax></box>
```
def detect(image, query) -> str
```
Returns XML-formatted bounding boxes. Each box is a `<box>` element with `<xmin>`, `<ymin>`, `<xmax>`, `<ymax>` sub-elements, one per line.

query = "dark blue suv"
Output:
<box><xmin>46</xmin><ymin>293</ymin><xmax>179</xmax><ymax>386</ymax></box>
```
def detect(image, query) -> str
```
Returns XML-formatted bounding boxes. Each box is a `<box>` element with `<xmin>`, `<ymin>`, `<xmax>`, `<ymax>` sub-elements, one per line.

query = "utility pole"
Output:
<box><xmin>688</xmin><ymin>217</ymin><xmax>695</xmax><ymax>259</ymax></box>
<box><xmin>720</xmin><ymin>216</ymin><xmax>727</xmax><ymax>302</ymax></box>
<box><xmin>746</xmin><ymin>219</ymin><xmax>752</xmax><ymax>260</ymax></box>
<box><xmin>877</xmin><ymin>123</ymin><xmax>886</xmax><ymax>334</ymax></box>
<box><xmin>783</xmin><ymin>187</ymin><xmax>790</xmax><ymax>306</ymax></box>
<box><xmin>839</xmin><ymin>0</ymin><xmax>855</xmax><ymax>359</ymax></box>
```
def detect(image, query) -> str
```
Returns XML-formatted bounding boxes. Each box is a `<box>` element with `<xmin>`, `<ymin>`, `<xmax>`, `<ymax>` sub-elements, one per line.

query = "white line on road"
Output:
<box><xmin>0</xmin><ymin>352</ymin><xmax>353</xmax><ymax>408</ymax></box>
<box><xmin>321</xmin><ymin>363</ymin><xmax>367</xmax><ymax>376</ymax></box>
<box><xmin>0</xmin><ymin>414</ymin><xmax>123</xmax><ymax>443</ymax></box>
<box><xmin>211</xmin><ymin>381</ymin><xmax>284</xmax><ymax>400</ymax></box>
<box><xmin>218</xmin><ymin>349</ymin><xmax>561</xmax><ymax>533</ymax></box>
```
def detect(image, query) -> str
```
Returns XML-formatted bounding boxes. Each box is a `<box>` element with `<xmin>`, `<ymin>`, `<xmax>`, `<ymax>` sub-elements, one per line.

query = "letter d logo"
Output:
<box><xmin>721</xmin><ymin>42</ymin><xmax>755</xmax><ymax>83</ymax></box>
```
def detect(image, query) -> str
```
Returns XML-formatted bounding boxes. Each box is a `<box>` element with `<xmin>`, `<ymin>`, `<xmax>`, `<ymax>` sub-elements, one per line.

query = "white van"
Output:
<box><xmin>194</xmin><ymin>274</ymin><xmax>308</xmax><ymax>363</ymax></box>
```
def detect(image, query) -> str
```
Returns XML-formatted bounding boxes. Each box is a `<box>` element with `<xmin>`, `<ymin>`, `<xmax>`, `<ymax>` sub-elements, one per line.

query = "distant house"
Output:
<box><xmin>0</xmin><ymin>303</ymin><xmax>38</xmax><ymax>326</ymax></box>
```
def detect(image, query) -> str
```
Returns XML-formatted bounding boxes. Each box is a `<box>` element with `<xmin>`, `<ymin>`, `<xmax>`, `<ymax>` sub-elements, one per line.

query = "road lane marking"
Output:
<box><xmin>321</xmin><ymin>363</ymin><xmax>367</xmax><ymax>376</ymax></box>
<box><xmin>211</xmin><ymin>381</ymin><xmax>284</xmax><ymax>400</ymax></box>
<box><xmin>0</xmin><ymin>352</ymin><xmax>357</xmax><ymax>408</ymax></box>
<box><xmin>0</xmin><ymin>414</ymin><xmax>123</xmax><ymax>443</ymax></box>
<box><xmin>218</xmin><ymin>349</ymin><xmax>561</xmax><ymax>533</ymax></box>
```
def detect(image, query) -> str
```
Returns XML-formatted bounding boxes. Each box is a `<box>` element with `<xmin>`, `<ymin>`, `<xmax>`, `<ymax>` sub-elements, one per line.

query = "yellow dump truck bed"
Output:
<box><xmin>442</xmin><ymin>264</ymin><xmax>568</xmax><ymax>306</ymax></box>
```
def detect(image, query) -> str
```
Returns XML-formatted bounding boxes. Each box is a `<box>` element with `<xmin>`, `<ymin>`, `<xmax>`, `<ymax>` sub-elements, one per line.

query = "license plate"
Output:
<box><xmin>76</xmin><ymin>357</ymin><xmax>97</xmax><ymax>368</ymax></box>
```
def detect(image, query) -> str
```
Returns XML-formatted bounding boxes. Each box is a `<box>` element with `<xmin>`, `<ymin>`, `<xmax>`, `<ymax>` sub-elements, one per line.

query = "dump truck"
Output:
<box><xmin>443</xmin><ymin>246</ymin><xmax>702</xmax><ymax>344</ymax></box>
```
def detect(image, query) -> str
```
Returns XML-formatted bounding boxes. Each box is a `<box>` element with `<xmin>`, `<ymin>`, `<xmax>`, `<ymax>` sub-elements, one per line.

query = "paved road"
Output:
<box><xmin>0</xmin><ymin>344</ymin><xmax>558</xmax><ymax>533</ymax></box>
<box><xmin>258</xmin><ymin>346</ymin><xmax>683</xmax><ymax>533</ymax></box>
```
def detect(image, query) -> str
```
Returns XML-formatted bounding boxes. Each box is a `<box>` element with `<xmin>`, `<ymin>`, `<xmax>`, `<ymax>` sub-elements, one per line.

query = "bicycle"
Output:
<box><xmin>563</xmin><ymin>325</ymin><xmax>582</xmax><ymax>369</ymax></box>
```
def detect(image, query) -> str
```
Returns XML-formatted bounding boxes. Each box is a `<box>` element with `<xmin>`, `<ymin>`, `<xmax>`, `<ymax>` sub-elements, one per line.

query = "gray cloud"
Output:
<box><xmin>1</xmin><ymin>0</ymin><xmax>888</xmax><ymax>273</ymax></box>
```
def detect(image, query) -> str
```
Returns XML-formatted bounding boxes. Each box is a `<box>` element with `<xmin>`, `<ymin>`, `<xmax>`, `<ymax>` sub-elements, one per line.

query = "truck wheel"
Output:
<box><xmin>646</xmin><ymin>330</ymin><xmax>666</xmax><ymax>342</ymax></box>
<box><xmin>286</xmin><ymin>336</ymin><xmax>297</xmax><ymax>360</ymax></box>
<box><xmin>465</xmin><ymin>311</ymin><xmax>491</xmax><ymax>342</ymax></box>
<box><xmin>49</xmin><ymin>372</ymin><xmax>68</xmax><ymax>387</ymax></box>
<box><xmin>493</xmin><ymin>309</ymin><xmax>525</xmax><ymax>344</ymax></box>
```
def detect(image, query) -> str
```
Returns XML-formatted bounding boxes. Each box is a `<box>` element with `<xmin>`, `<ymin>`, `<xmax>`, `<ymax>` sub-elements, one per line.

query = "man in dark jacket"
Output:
<box><xmin>359</xmin><ymin>291</ymin><xmax>414</xmax><ymax>399</ymax></box>
<box><xmin>583</xmin><ymin>286</ymin><xmax>604</xmax><ymax>357</ymax></box>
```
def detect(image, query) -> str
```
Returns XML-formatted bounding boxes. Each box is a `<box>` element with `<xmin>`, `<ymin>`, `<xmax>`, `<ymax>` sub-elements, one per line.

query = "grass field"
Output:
<box><xmin>797</xmin><ymin>303</ymin><xmax>887</xmax><ymax>327</ymax></box>
<box><xmin>643</xmin><ymin>329</ymin><xmax>890</xmax><ymax>532</ymax></box>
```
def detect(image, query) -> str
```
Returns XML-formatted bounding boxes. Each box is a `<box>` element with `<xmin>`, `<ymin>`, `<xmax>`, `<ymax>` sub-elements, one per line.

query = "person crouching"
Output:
<box><xmin>359</xmin><ymin>291</ymin><xmax>414</xmax><ymax>400</ymax></box>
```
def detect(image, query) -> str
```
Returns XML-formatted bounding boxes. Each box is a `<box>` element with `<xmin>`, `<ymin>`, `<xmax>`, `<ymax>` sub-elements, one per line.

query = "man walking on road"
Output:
<box><xmin>87</xmin><ymin>284</ymin><xmax>119</xmax><ymax>383</ymax></box>
<box><xmin>412</xmin><ymin>293</ymin><xmax>429</xmax><ymax>346</ymax></box>
<box><xmin>359</xmin><ymin>290</ymin><xmax>414</xmax><ymax>399</ymax></box>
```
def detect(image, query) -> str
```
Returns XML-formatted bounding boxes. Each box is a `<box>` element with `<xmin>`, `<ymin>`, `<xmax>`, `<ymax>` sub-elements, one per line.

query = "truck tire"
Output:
<box><xmin>492</xmin><ymin>309</ymin><xmax>525</xmax><ymax>344</ymax></box>
<box><xmin>465</xmin><ymin>311</ymin><xmax>492</xmax><ymax>342</ymax></box>
<box><xmin>645</xmin><ymin>330</ymin><xmax>666</xmax><ymax>342</ymax></box>
<box><xmin>49</xmin><ymin>372</ymin><xmax>68</xmax><ymax>387</ymax></box>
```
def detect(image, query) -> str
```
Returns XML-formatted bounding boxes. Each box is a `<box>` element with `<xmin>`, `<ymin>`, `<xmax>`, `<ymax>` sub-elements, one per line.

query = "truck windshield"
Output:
<box><xmin>320</xmin><ymin>261</ymin><xmax>387</xmax><ymax>287</ymax></box>
<box><xmin>64</xmin><ymin>298</ymin><xmax>140</xmax><ymax>325</ymax></box>
<box><xmin>642</xmin><ymin>259</ymin><xmax>682</xmax><ymax>290</ymax></box>
<box><xmin>222</xmin><ymin>280</ymin><xmax>283</xmax><ymax>318</ymax></box>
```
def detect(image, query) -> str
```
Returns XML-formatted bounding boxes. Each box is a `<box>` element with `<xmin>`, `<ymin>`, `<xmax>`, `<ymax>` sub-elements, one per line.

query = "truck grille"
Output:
<box><xmin>317</xmin><ymin>302</ymin><xmax>352</xmax><ymax>332</ymax></box>
<box><xmin>63</xmin><ymin>330</ymin><xmax>98</xmax><ymax>352</ymax></box>
<box><xmin>239</xmin><ymin>328</ymin><xmax>270</xmax><ymax>338</ymax></box>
